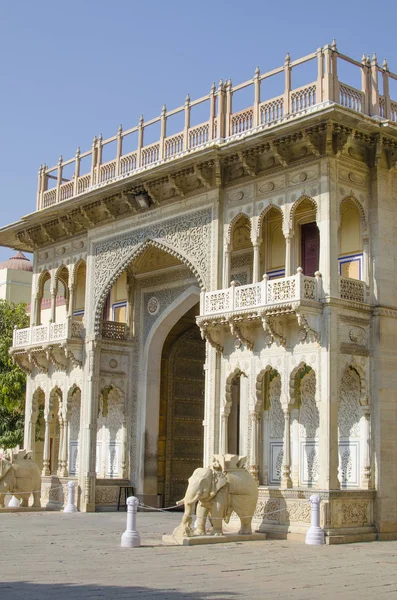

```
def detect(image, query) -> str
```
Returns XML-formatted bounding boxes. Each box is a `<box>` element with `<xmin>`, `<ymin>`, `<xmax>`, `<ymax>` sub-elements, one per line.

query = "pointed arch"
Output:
<box><xmin>288</xmin><ymin>195</ymin><xmax>318</xmax><ymax>230</ymax></box>
<box><xmin>257</xmin><ymin>204</ymin><xmax>284</xmax><ymax>238</ymax></box>
<box><xmin>36</xmin><ymin>269</ymin><xmax>51</xmax><ymax>295</ymax></box>
<box><xmin>94</xmin><ymin>239</ymin><xmax>204</xmax><ymax>334</ymax></box>
<box><xmin>339</xmin><ymin>195</ymin><xmax>367</xmax><ymax>232</ymax></box>
<box><xmin>227</xmin><ymin>211</ymin><xmax>252</xmax><ymax>244</ymax></box>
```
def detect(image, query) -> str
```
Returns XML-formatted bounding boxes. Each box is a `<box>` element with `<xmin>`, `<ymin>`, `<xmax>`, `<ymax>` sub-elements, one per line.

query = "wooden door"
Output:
<box><xmin>301</xmin><ymin>222</ymin><xmax>319</xmax><ymax>277</ymax></box>
<box><xmin>165</xmin><ymin>327</ymin><xmax>205</xmax><ymax>506</ymax></box>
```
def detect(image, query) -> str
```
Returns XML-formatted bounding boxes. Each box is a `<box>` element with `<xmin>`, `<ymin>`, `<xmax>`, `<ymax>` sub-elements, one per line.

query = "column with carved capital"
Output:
<box><xmin>223</xmin><ymin>244</ymin><xmax>231</xmax><ymax>289</ymax></box>
<box><xmin>68</xmin><ymin>285</ymin><xmax>75</xmax><ymax>319</ymax></box>
<box><xmin>361</xmin><ymin>408</ymin><xmax>372</xmax><ymax>489</ymax></box>
<box><xmin>50</xmin><ymin>288</ymin><xmax>57</xmax><ymax>323</ymax></box>
<box><xmin>249</xmin><ymin>410</ymin><xmax>260</xmax><ymax>482</ymax></box>
<box><xmin>57</xmin><ymin>416</ymin><xmax>64</xmax><ymax>476</ymax></box>
<box><xmin>284</xmin><ymin>232</ymin><xmax>293</xmax><ymax>277</ymax></box>
<box><xmin>42</xmin><ymin>413</ymin><xmax>52</xmax><ymax>476</ymax></box>
<box><xmin>281</xmin><ymin>408</ymin><xmax>292</xmax><ymax>488</ymax></box>
<box><xmin>61</xmin><ymin>417</ymin><xmax>69</xmax><ymax>477</ymax></box>
<box><xmin>252</xmin><ymin>240</ymin><xmax>261</xmax><ymax>284</ymax></box>
<box><xmin>363</xmin><ymin>235</ymin><xmax>370</xmax><ymax>288</ymax></box>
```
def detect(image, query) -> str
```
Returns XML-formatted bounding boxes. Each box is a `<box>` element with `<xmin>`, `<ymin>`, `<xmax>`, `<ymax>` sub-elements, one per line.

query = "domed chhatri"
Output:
<box><xmin>0</xmin><ymin>251</ymin><xmax>33</xmax><ymax>272</ymax></box>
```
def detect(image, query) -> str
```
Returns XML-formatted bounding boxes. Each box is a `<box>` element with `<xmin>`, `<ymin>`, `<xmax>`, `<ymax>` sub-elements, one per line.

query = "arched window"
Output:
<box><xmin>259</xmin><ymin>207</ymin><xmax>285</xmax><ymax>279</ymax></box>
<box><xmin>339</xmin><ymin>200</ymin><xmax>363</xmax><ymax>280</ymax></box>
<box><xmin>230</xmin><ymin>215</ymin><xmax>253</xmax><ymax>285</ymax></box>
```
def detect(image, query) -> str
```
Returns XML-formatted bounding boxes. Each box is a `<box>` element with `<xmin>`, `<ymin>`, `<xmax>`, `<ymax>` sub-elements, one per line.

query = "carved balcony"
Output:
<box><xmin>11</xmin><ymin>319</ymin><xmax>84</xmax><ymax>373</ymax></box>
<box><xmin>200</xmin><ymin>270</ymin><xmax>321</xmax><ymax>318</ymax></box>
<box><xmin>197</xmin><ymin>270</ymin><xmax>322</xmax><ymax>352</ymax></box>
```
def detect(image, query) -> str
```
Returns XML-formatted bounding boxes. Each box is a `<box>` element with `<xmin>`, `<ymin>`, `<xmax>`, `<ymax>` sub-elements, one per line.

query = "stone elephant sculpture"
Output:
<box><xmin>0</xmin><ymin>451</ymin><xmax>41</xmax><ymax>508</ymax></box>
<box><xmin>173</xmin><ymin>454</ymin><xmax>258</xmax><ymax>537</ymax></box>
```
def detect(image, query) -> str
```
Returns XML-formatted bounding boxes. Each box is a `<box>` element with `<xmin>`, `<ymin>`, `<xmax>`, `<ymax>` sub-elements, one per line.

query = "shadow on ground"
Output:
<box><xmin>0</xmin><ymin>582</ymin><xmax>238</xmax><ymax>600</ymax></box>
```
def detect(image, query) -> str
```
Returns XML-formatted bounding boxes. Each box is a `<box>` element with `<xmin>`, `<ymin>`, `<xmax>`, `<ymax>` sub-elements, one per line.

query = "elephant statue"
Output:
<box><xmin>173</xmin><ymin>454</ymin><xmax>258</xmax><ymax>538</ymax></box>
<box><xmin>0</xmin><ymin>450</ymin><xmax>41</xmax><ymax>508</ymax></box>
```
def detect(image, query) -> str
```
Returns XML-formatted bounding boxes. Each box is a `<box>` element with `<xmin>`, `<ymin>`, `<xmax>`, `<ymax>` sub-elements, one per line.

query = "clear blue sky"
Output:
<box><xmin>1</xmin><ymin>0</ymin><xmax>396</xmax><ymax>262</ymax></box>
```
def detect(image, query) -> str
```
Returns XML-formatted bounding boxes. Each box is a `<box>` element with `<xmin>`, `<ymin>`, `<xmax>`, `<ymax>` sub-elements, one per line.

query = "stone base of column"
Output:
<box><xmin>280</xmin><ymin>476</ymin><xmax>293</xmax><ymax>489</ymax></box>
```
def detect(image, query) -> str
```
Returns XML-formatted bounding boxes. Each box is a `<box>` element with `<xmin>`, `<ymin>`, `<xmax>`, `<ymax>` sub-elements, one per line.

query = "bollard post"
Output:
<box><xmin>64</xmin><ymin>481</ymin><xmax>78</xmax><ymax>513</ymax></box>
<box><xmin>121</xmin><ymin>496</ymin><xmax>141</xmax><ymax>548</ymax></box>
<box><xmin>8</xmin><ymin>495</ymin><xmax>21</xmax><ymax>507</ymax></box>
<box><xmin>305</xmin><ymin>494</ymin><xmax>325</xmax><ymax>545</ymax></box>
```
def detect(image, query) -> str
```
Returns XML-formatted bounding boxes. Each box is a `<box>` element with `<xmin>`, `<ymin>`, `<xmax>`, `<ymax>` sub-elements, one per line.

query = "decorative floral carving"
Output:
<box><xmin>300</xmin><ymin>371</ymin><xmax>319</xmax><ymax>439</ymax></box>
<box><xmin>286</xmin><ymin>500</ymin><xmax>311</xmax><ymax>523</ymax></box>
<box><xmin>306</xmin><ymin>447</ymin><xmax>319</xmax><ymax>481</ymax></box>
<box><xmin>147</xmin><ymin>296</ymin><xmax>160</xmax><ymax>315</ymax></box>
<box><xmin>341</xmin><ymin>502</ymin><xmax>369</xmax><ymax>526</ymax></box>
<box><xmin>340</xmin><ymin>448</ymin><xmax>353</xmax><ymax>483</ymax></box>
<box><xmin>338</xmin><ymin>368</ymin><xmax>361</xmax><ymax>437</ymax></box>
<box><xmin>269</xmin><ymin>376</ymin><xmax>284</xmax><ymax>438</ymax></box>
<box><xmin>275</xmin><ymin>449</ymin><xmax>284</xmax><ymax>479</ymax></box>
<box><xmin>93</xmin><ymin>207</ymin><xmax>212</xmax><ymax>329</ymax></box>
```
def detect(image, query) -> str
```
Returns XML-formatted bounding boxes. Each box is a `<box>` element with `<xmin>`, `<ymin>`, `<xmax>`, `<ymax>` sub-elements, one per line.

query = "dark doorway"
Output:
<box><xmin>301</xmin><ymin>222</ymin><xmax>319</xmax><ymax>276</ymax></box>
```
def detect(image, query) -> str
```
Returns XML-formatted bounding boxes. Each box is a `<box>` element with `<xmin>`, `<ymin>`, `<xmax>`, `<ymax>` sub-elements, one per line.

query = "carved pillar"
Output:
<box><xmin>363</xmin><ymin>235</ymin><xmax>369</xmax><ymax>286</ymax></box>
<box><xmin>68</xmin><ymin>284</ymin><xmax>75</xmax><ymax>319</ymax></box>
<box><xmin>261</xmin><ymin>410</ymin><xmax>269</xmax><ymax>485</ymax></box>
<box><xmin>361</xmin><ymin>408</ymin><xmax>372</xmax><ymax>489</ymax></box>
<box><xmin>120</xmin><ymin>418</ymin><xmax>127</xmax><ymax>478</ymax></box>
<box><xmin>50</xmin><ymin>288</ymin><xmax>57</xmax><ymax>323</ymax></box>
<box><xmin>81</xmin><ymin>339</ymin><xmax>100</xmax><ymax>512</ymax></box>
<box><xmin>284</xmin><ymin>232</ymin><xmax>293</xmax><ymax>277</ymax></box>
<box><xmin>249</xmin><ymin>410</ymin><xmax>260</xmax><ymax>482</ymax></box>
<box><xmin>42</xmin><ymin>413</ymin><xmax>52</xmax><ymax>476</ymax></box>
<box><xmin>291</xmin><ymin>409</ymin><xmax>300</xmax><ymax>487</ymax></box>
<box><xmin>281</xmin><ymin>408</ymin><xmax>292</xmax><ymax>488</ymax></box>
<box><xmin>61</xmin><ymin>417</ymin><xmax>69</xmax><ymax>477</ymax></box>
<box><xmin>220</xmin><ymin>409</ymin><xmax>229</xmax><ymax>455</ymax></box>
<box><xmin>223</xmin><ymin>244</ymin><xmax>231</xmax><ymax>289</ymax></box>
<box><xmin>252</xmin><ymin>241</ymin><xmax>261</xmax><ymax>284</ymax></box>
<box><xmin>57</xmin><ymin>416</ymin><xmax>64</xmax><ymax>476</ymax></box>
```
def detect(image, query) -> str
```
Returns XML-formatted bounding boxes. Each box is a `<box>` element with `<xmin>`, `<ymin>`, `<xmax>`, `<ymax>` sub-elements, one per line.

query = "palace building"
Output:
<box><xmin>1</xmin><ymin>42</ymin><xmax>397</xmax><ymax>542</ymax></box>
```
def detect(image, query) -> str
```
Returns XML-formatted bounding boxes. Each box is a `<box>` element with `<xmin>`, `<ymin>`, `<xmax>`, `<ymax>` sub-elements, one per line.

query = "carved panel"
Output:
<box><xmin>93</xmin><ymin>207</ymin><xmax>213</xmax><ymax>323</ymax></box>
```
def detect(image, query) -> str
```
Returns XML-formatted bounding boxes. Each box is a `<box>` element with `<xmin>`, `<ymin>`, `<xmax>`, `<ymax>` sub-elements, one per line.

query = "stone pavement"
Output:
<box><xmin>1</xmin><ymin>511</ymin><xmax>397</xmax><ymax>599</ymax></box>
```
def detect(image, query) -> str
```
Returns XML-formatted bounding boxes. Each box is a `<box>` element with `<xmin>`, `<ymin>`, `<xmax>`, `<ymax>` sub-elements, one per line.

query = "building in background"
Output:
<box><xmin>0</xmin><ymin>42</ymin><xmax>397</xmax><ymax>543</ymax></box>
<box><xmin>0</xmin><ymin>251</ymin><xmax>33</xmax><ymax>304</ymax></box>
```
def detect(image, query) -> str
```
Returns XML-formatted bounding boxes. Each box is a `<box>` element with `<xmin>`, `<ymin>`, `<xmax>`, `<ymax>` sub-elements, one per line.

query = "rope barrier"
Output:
<box><xmin>137</xmin><ymin>500</ymin><xmax>288</xmax><ymax>519</ymax></box>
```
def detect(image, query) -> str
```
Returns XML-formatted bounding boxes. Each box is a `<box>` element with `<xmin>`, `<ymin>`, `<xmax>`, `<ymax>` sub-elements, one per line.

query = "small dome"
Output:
<box><xmin>0</xmin><ymin>251</ymin><xmax>33</xmax><ymax>272</ymax></box>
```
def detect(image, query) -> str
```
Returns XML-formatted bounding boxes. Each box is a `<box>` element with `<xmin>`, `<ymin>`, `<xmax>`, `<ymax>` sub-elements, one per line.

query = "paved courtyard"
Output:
<box><xmin>0</xmin><ymin>510</ymin><xmax>397</xmax><ymax>599</ymax></box>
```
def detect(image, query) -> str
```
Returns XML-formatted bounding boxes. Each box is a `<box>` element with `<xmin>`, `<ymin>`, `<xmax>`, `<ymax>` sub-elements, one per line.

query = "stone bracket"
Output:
<box><xmin>228</xmin><ymin>317</ymin><xmax>254</xmax><ymax>351</ymax></box>
<box><xmin>198</xmin><ymin>320</ymin><xmax>223</xmax><ymax>354</ymax></box>
<box><xmin>296</xmin><ymin>310</ymin><xmax>320</xmax><ymax>343</ymax></box>
<box><xmin>261</xmin><ymin>314</ymin><xmax>285</xmax><ymax>347</ymax></box>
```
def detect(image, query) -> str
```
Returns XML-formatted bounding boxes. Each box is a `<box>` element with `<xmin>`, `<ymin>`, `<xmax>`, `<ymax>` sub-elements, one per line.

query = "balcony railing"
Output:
<box><xmin>37</xmin><ymin>43</ymin><xmax>397</xmax><ymax>211</ymax></box>
<box><xmin>339</xmin><ymin>277</ymin><xmax>367</xmax><ymax>303</ymax></box>
<box><xmin>101</xmin><ymin>321</ymin><xmax>128</xmax><ymax>340</ymax></box>
<box><xmin>200</xmin><ymin>270</ymin><xmax>321</xmax><ymax>317</ymax></box>
<box><xmin>13</xmin><ymin>319</ymin><xmax>84</xmax><ymax>348</ymax></box>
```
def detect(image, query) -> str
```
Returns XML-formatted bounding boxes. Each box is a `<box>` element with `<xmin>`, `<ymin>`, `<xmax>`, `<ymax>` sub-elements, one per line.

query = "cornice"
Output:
<box><xmin>1</xmin><ymin>104</ymin><xmax>397</xmax><ymax>253</ymax></box>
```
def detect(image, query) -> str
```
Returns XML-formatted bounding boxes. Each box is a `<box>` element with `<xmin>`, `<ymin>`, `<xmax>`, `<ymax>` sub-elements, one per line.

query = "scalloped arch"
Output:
<box><xmin>224</xmin><ymin>367</ymin><xmax>247</xmax><ymax>412</ymax></box>
<box><xmin>227</xmin><ymin>212</ymin><xmax>252</xmax><ymax>246</ymax></box>
<box><xmin>340</xmin><ymin>363</ymin><xmax>368</xmax><ymax>406</ymax></box>
<box><xmin>288</xmin><ymin>195</ymin><xmax>318</xmax><ymax>230</ymax></box>
<box><xmin>255</xmin><ymin>366</ymin><xmax>280</xmax><ymax>412</ymax></box>
<box><xmin>256</xmin><ymin>204</ymin><xmax>284</xmax><ymax>238</ymax></box>
<box><xmin>289</xmin><ymin>362</ymin><xmax>315</xmax><ymax>406</ymax></box>
<box><xmin>94</xmin><ymin>239</ymin><xmax>204</xmax><ymax>334</ymax></box>
<box><xmin>36</xmin><ymin>269</ymin><xmax>51</xmax><ymax>295</ymax></box>
<box><xmin>339</xmin><ymin>195</ymin><xmax>367</xmax><ymax>232</ymax></box>
<box><xmin>70</xmin><ymin>258</ymin><xmax>86</xmax><ymax>284</ymax></box>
